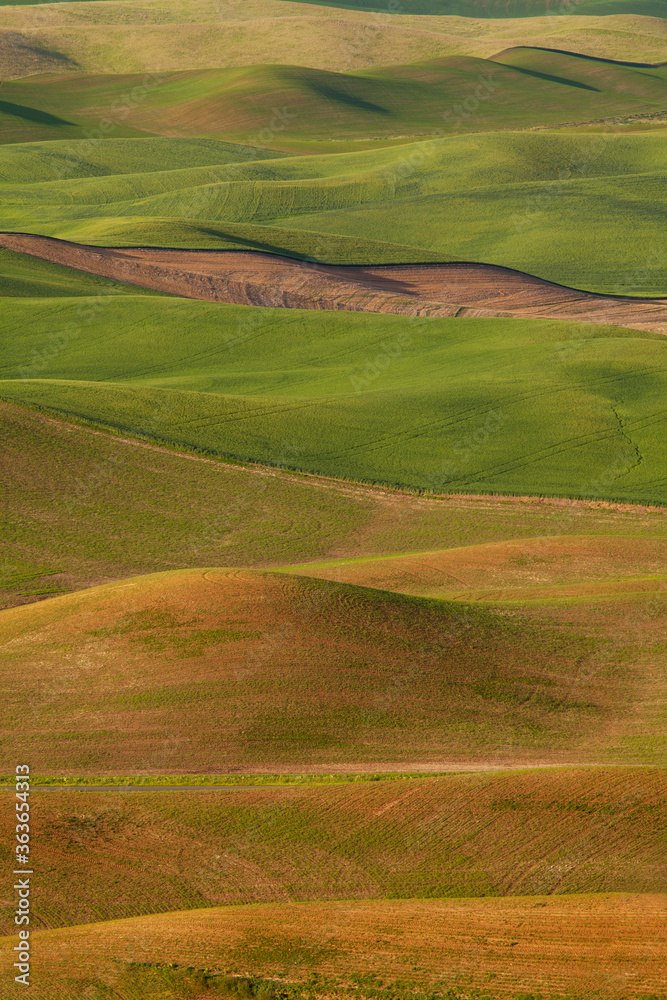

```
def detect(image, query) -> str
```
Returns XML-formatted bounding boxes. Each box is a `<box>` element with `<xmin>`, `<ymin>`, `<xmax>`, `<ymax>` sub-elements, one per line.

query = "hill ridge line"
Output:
<box><xmin>490</xmin><ymin>44</ymin><xmax>667</xmax><ymax>68</ymax></box>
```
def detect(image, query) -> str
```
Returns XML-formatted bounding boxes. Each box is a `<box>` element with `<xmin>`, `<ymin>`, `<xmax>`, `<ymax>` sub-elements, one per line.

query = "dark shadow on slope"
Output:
<box><xmin>0</xmin><ymin>101</ymin><xmax>74</xmax><ymax>126</ymax></box>
<box><xmin>492</xmin><ymin>46</ymin><xmax>667</xmax><ymax>70</ymax></box>
<box><xmin>306</xmin><ymin>83</ymin><xmax>392</xmax><ymax>115</ymax></box>
<box><xmin>503</xmin><ymin>67</ymin><xmax>600</xmax><ymax>91</ymax></box>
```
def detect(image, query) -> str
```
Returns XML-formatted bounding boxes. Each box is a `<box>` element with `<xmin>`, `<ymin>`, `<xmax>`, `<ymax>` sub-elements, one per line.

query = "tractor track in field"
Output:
<box><xmin>3</xmin><ymin>232</ymin><xmax>667</xmax><ymax>334</ymax></box>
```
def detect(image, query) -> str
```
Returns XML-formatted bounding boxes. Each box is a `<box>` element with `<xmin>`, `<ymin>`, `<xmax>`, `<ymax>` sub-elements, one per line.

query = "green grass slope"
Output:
<box><xmin>2</xmin><ymin>53</ymin><xmax>666</xmax><ymax>146</ymax></box>
<box><xmin>2</xmin><ymin>129</ymin><xmax>665</xmax><ymax>293</ymax></box>
<box><xmin>0</xmin><ymin>137</ymin><xmax>287</xmax><ymax>183</ymax></box>
<box><xmin>2</xmin><ymin>301</ymin><xmax>667</xmax><ymax>504</ymax></box>
<box><xmin>0</xmin><ymin>770</ymin><xmax>664</xmax><ymax>931</ymax></box>
<box><xmin>3</xmin><ymin>399</ymin><xmax>664</xmax><ymax>608</ymax></box>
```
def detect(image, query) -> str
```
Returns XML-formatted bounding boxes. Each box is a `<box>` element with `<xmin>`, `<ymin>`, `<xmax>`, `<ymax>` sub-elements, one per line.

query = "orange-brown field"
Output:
<box><xmin>3</xmin><ymin>561</ymin><xmax>667</xmax><ymax>773</ymax></box>
<box><xmin>1</xmin><ymin>894</ymin><xmax>664</xmax><ymax>999</ymax></box>
<box><xmin>3</xmin><ymin>235</ymin><xmax>667</xmax><ymax>333</ymax></box>
<box><xmin>0</xmin><ymin>567</ymin><xmax>614</xmax><ymax>772</ymax></box>
<box><xmin>284</xmin><ymin>534</ymin><xmax>667</xmax><ymax>603</ymax></box>
<box><xmin>0</xmin><ymin>769</ymin><xmax>663</xmax><ymax>934</ymax></box>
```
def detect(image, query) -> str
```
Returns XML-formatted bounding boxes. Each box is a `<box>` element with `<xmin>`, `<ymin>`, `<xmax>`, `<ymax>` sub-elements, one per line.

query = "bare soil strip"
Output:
<box><xmin>3</xmin><ymin>232</ymin><xmax>667</xmax><ymax>333</ymax></box>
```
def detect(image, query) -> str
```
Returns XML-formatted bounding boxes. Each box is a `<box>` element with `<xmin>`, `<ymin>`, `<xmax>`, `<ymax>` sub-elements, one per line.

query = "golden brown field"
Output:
<box><xmin>1</xmin><ymin>894</ymin><xmax>664</xmax><ymax>999</ymax></box>
<box><xmin>2</xmin><ymin>564</ymin><xmax>665</xmax><ymax>772</ymax></box>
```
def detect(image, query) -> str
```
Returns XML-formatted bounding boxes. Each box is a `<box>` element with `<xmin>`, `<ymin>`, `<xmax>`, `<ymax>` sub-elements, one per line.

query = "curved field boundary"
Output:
<box><xmin>2</xmin><ymin>233</ymin><xmax>666</xmax><ymax>333</ymax></box>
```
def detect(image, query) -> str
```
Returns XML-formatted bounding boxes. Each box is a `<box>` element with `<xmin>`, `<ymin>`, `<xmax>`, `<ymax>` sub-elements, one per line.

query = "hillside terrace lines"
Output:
<box><xmin>2</xmin><ymin>234</ymin><xmax>667</xmax><ymax>333</ymax></box>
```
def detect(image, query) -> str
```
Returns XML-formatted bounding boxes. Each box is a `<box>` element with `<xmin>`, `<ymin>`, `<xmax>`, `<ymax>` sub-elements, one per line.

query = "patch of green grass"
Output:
<box><xmin>2</xmin><ymin>302</ymin><xmax>667</xmax><ymax>503</ymax></box>
<box><xmin>90</xmin><ymin>607</ymin><xmax>262</xmax><ymax>658</ymax></box>
<box><xmin>0</xmin><ymin>772</ymin><xmax>435</xmax><ymax>787</ymax></box>
<box><xmin>2</xmin><ymin>126</ymin><xmax>665</xmax><ymax>292</ymax></box>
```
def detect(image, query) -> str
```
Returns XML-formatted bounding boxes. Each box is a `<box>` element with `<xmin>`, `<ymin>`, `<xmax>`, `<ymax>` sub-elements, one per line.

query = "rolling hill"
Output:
<box><xmin>1</xmin><ymin>4</ymin><xmax>666</xmax><ymax>997</ymax></box>
<box><xmin>0</xmin><ymin>769</ymin><xmax>665</xmax><ymax>931</ymax></box>
<box><xmin>1</xmin><ymin>1</ymin><xmax>666</xmax><ymax>79</ymax></box>
<box><xmin>284</xmin><ymin>534</ymin><xmax>667</xmax><ymax>603</ymax></box>
<box><xmin>3</xmin><ymin>398</ymin><xmax>665</xmax><ymax>609</ymax></box>
<box><xmin>2</xmin><ymin>125</ymin><xmax>666</xmax><ymax>293</ymax></box>
<box><xmin>2</xmin><ymin>301</ymin><xmax>667</xmax><ymax>502</ymax></box>
<box><xmin>0</xmin><ymin>565</ymin><xmax>615</xmax><ymax>772</ymax></box>
<box><xmin>2</xmin><ymin>51</ymin><xmax>667</xmax><ymax>146</ymax></box>
<box><xmin>1</xmin><ymin>894</ymin><xmax>664</xmax><ymax>999</ymax></box>
<box><xmin>1</xmin><ymin>534</ymin><xmax>666</xmax><ymax>771</ymax></box>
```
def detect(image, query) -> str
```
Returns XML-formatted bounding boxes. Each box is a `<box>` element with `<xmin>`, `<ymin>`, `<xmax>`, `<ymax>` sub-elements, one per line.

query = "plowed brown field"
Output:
<box><xmin>3</xmin><ymin>232</ymin><xmax>667</xmax><ymax>333</ymax></box>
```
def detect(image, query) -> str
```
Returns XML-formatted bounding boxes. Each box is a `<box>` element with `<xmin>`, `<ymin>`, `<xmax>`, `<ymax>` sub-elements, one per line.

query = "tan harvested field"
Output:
<box><xmin>1</xmin><ymin>2</ymin><xmax>665</xmax><ymax>78</ymax></box>
<box><xmin>285</xmin><ymin>534</ymin><xmax>667</xmax><ymax>602</ymax></box>
<box><xmin>3</xmin><ymin>235</ymin><xmax>667</xmax><ymax>333</ymax></box>
<box><xmin>0</xmin><ymin>768</ymin><xmax>664</xmax><ymax>933</ymax></box>
<box><xmin>1</xmin><ymin>894</ymin><xmax>665</xmax><ymax>999</ymax></box>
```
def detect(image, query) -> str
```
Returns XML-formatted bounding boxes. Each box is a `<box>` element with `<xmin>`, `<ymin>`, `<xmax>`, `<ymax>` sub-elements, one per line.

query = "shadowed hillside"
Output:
<box><xmin>0</xmin><ymin>566</ymin><xmax>618</xmax><ymax>771</ymax></box>
<box><xmin>2</xmin><ymin>52</ymin><xmax>666</xmax><ymax>143</ymax></box>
